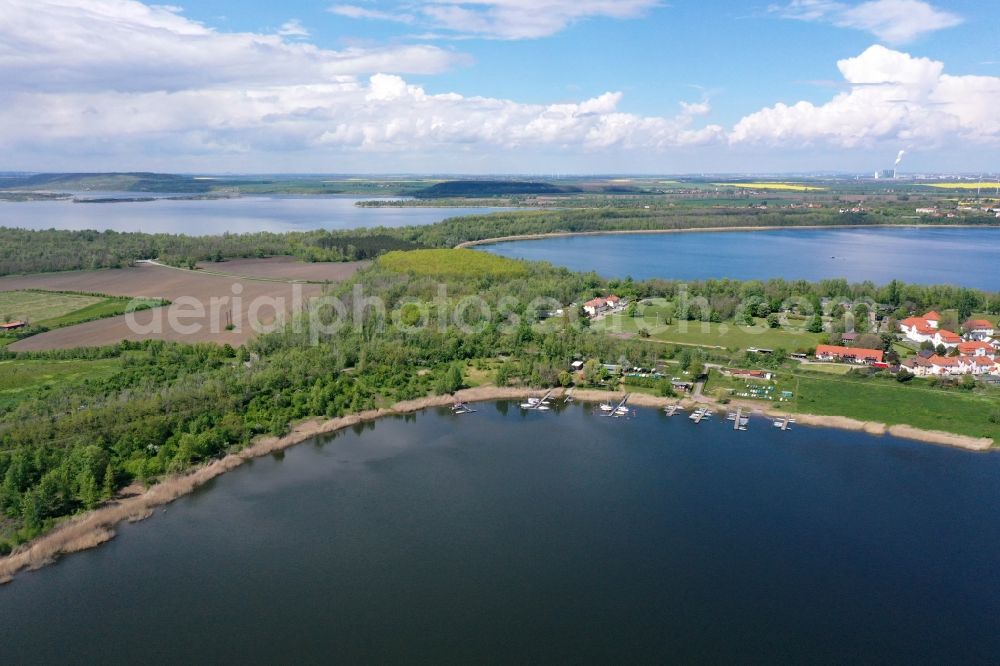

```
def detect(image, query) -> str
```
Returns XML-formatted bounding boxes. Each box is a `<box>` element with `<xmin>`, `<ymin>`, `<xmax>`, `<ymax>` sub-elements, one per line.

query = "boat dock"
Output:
<box><xmin>689</xmin><ymin>406</ymin><xmax>711</xmax><ymax>424</ymax></box>
<box><xmin>773</xmin><ymin>415</ymin><xmax>795</xmax><ymax>430</ymax></box>
<box><xmin>664</xmin><ymin>403</ymin><xmax>683</xmax><ymax>416</ymax></box>
<box><xmin>520</xmin><ymin>390</ymin><xmax>554</xmax><ymax>411</ymax></box>
<box><xmin>606</xmin><ymin>393</ymin><xmax>631</xmax><ymax>418</ymax></box>
<box><xmin>727</xmin><ymin>406</ymin><xmax>749</xmax><ymax>431</ymax></box>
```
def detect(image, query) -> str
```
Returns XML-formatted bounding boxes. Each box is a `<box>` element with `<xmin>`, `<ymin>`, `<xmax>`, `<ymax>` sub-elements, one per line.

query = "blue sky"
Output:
<box><xmin>1</xmin><ymin>0</ymin><xmax>998</xmax><ymax>173</ymax></box>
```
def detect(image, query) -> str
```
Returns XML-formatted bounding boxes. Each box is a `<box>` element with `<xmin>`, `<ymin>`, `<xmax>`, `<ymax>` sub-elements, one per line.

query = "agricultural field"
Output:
<box><xmin>716</xmin><ymin>182</ymin><xmax>826</xmax><ymax>192</ymax></box>
<box><xmin>193</xmin><ymin>257</ymin><xmax>370</xmax><ymax>282</ymax></box>
<box><xmin>0</xmin><ymin>290</ymin><xmax>104</xmax><ymax>325</ymax></box>
<box><xmin>923</xmin><ymin>182</ymin><xmax>1000</xmax><ymax>190</ymax></box>
<box><xmin>0</xmin><ymin>357</ymin><xmax>122</xmax><ymax>413</ymax></box>
<box><xmin>0</xmin><ymin>260</ymin><xmax>366</xmax><ymax>350</ymax></box>
<box><xmin>379</xmin><ymin>249</ymin><xmax>528</xmax><ymax>278</ymax></box>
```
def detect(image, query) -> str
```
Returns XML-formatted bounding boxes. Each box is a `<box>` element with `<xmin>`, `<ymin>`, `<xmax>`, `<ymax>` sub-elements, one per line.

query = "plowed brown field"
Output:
<box><xmin>0</xmin><ymin>259</ymin><xmax>365</xmax><ymax>349</ymax></box>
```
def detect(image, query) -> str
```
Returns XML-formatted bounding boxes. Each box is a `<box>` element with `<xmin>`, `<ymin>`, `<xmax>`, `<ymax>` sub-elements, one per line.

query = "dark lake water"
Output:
<box><xmin>0</xmin><ymin>196</ymin><xmax>507</xmax><ymax>235</ymax></box>
<box><xmin>3</xmin><ymin>403</ymin><xmax>1000</xmax><ymax>664</ymax></box>
<box><xmin>482</xmin><ymin>227</ymin><xmax>1000</xmax><ymax>290</ymax></box>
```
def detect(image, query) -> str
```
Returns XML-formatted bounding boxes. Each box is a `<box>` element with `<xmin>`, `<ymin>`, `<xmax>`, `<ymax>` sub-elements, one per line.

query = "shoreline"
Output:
<box><xmin>455</xmin><ymin>223</ymin><xmax>1000</xmax><ymax>248</ymax></box>
<box><xmin>0</xmin><ymin>386</ymin><xmax>993</xmax><ymax>585</ymax></box>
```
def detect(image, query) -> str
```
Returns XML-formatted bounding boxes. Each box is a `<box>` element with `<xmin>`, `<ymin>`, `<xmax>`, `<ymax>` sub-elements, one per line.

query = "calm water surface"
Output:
<box><xmin>483</xmin><ymin>227</ymin><xmax>1000</xmax><ymax>289</ymax></box>
<box><xmin>2</xmin><ymin>404</ymin><xmax>999</xmax><ymax>664</ymax></box>
<box><xmin>0</xmin><ymin>196</ymin><xmax>508</xmax><ymax>235</ymax></box>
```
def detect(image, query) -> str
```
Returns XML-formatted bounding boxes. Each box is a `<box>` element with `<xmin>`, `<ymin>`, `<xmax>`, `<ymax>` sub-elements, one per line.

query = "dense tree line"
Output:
<box><xmin>6</xmin><ymin>206</ymin><xmax>997</xmax><ymax>276</ymax></box>
<box><xmin>0</xmin><ymin>228</ymin><xmax>423</xmax><ymax>275</ymax></box>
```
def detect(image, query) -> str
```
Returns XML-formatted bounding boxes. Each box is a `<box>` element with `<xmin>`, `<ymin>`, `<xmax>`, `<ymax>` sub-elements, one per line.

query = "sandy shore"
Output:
<box><xmin>454</xmin><ymin>223</ymin><xmax>999</xmax><ymax>248</ymax></box>
<box><xmin>0</xmin><ymin>385</ymin><xmax>993</xmax><ymax>584</ymax></box>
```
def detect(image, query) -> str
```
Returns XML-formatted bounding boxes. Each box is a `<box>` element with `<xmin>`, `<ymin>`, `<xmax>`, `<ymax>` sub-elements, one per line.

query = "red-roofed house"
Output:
<box><xmin>583</xmin><ymin>298</ymin><xmax>607</xmax><ymax>317</ymax></box>
<box><xmin>929</xmin><ymin>355</ymin><xmax>959</xmax><ymax>375</ymax></box>
<box><xmin>902</xmin><ymin>356</ymin><xmax>933</xmax><ymax>376</ymax></box>
<box><xmin>922</xmin><ymin>311</ymin><xmax>942</xmax><ymax>327</ymax></box>
<box><xmin>899</xmin><ymin>315</ymin><xmax>961</xmax><ymax>349</ymax></box>
<box><xmin>965</xmin><ymin>356</ymin><xmax>995</xmax><ymax>375</ymax></box>
<box><xmin>899</xmin><ymin>316</ymin><xmax>938</xmax><ymax>343</ymax></box>
<box><xmin>964</xmin><ymin>319</ymin><xmax>995</xmax><ymax>341</ymax></box>
<box><xmin>815</xmin><ymin>344</ymin><xmax>884</xmax><ymax>365</ymax></box>
<box><xmin>957</xmin><ymin>341</ymin><xmax>996</xmax><ymax>358</ymax></box>
<box><xmin>936</xmin><ymin>329</ymin><xmax>962</xmax><ymax>347</ymax></box>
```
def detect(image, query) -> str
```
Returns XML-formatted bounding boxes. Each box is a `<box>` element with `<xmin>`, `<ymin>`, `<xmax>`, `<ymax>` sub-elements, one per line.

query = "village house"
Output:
<box><xmin>582</xmin><ymin>294</ymin><xmax>625</xmax><ymax>318</ymax></box>
<box><xmin>583</xmin><ymin>297</ymin><xmax>607</xmax><ymax>317</ymax></box>
<box><xmin>0</xmin><ymin>320</ymin><xmax>26</xmax><ymax>331</ymax></box>
<box><xmin>899</xmin><ymin>311</ymin><xmax>961</xmax><ymax>349</ymax></box>
<box><xmin>957</xmin><ymin>340</ymin><xmax>996</xmax><ymax>358</ymax></box>
<box><xmin>964</xmin><ymin>319</ymin><xmax>996</xmax><ymax>341</ymax></box>
<box><xmin>903</xmin><ymin>354</ymin><xmax>996</xmax><ymax>377</ymax></box>
<box><xmin>815</xmin><ymin>344</ymin><xmax>884</xmax><ymax>365</ymax></box>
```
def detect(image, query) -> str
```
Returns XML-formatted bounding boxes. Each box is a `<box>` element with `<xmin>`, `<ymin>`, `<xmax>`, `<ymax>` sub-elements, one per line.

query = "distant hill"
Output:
<box><xmin>411</xmin><ymin>180</ymin><xmax>582</xmax><ymax>199</ymax></box>
<box><xmin>0</xmin><ymin>172</ymin><xmax>257</xmax><ymax>193</ymax></box>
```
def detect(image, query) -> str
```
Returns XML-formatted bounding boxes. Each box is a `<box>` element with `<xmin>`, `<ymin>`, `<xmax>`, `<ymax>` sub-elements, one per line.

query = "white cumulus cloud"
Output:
<box><xmin>772</xmin><ymin>0</ymin><xmax>963</xmax><ymax>44</ymax></box>
<box><xmin>729</xmin><ymin>45</ymin><xmax>1000</xmax><ymax>147</ymax></box>
<box><xmin>0</xmin><ymin>0</ymin><xmax>460</xmax><ymax>93</ymax></box>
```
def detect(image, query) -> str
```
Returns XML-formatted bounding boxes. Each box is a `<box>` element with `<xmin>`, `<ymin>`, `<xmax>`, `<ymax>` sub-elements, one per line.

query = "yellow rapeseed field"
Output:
<box><xmin>924</xmin><ymin>182</ymin><xmax>1000</xmax><ymax>190</ymax></box>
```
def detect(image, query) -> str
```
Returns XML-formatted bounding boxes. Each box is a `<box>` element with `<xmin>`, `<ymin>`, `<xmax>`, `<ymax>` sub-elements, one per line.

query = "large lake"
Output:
<box><xmin>482</xmin><ymin>227</ymin><xmax>1000</xmax><ymax>290</ymax></box>
<box><xmin>0</xmin><ymin>196</ymin><xmax>506</xmax><ymax>235</ymax></box>
<box><xmin>3</xmin><ymin>404</ymin><xmax>999</xmax><ymax>663</ymax></box>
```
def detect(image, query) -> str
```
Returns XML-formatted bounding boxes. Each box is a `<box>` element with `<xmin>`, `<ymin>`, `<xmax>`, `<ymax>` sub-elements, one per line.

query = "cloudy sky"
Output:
<box><xmin>1</xmin><ymin>0</ymin><xmax>997</xmax><ymax>173</ymax></box>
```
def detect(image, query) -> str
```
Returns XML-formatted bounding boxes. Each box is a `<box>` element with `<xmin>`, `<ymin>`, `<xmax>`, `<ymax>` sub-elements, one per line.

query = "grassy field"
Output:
<box><xmin>39</xmin><ymin>298</ymin><xmax>161</xmax><ymax>328</ymax></box>
<box><xmin>0</xmin><ymin>290</ymin><xmax>103</xmax><ymax>324</ymax></box>
<box><xmin>797</xmin><ymin>362</ymin><xmax>852</xmax><ymax>375</ymax></box>
<box><xmin>0</xmin><ymin>358</ymin><xmax>122</xmax><ymax>412</ymax></box>
<box><xmin>705</xmin><ymin>365</ymin><xmax>1000</xmax><ymax>441</ymax></box>
<box><xmin>595</xmin><ymin>303</ymin><xmax>823</xmax><ymax>351</ymax></box>
<box><xmin>379</xmin><ymin>249</ymin><xmax>528</xmax><ymax>278</ymax></box>
<box><xmin>789</xmin><ymin>371</ymin><xmax>1000</xmax><ymax>441</ymax></box>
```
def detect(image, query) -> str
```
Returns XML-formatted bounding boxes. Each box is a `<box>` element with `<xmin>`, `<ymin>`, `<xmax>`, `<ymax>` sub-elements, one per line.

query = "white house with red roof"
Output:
<box><xmin>583</xmin><ymin>297</ymin><xmax>607</xmax><ymax>317</ymax></box>
<box><xmin>898</xmin><ymin>311</ymin><xmax>960</xmax><ymax>349</ymax></box>
<box><xmin>905</xmin><ymin>353</ymin><xmax>996</xmax><ymax>377</ymax></box>
<box><xmin>964</xmin><ymin>319</ymin><xmax>996</xmax><ymax>341</ymax></box>
<box><xmin>815</xmin><ymin>344</ymin><xmax>884</xmax><ymax>365</ymax></box>
<box><xmin>582</xmin><ymin>295</ymin><xmax>625</xmax><ymax>317</ymax></box>
<box><xmin>957</xmin><ymin>341</ymin><xmax>996</xmax><ymax>359</ymax></box>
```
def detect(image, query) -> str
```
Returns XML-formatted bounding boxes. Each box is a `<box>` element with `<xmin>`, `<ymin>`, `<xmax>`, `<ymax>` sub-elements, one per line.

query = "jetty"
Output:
<box><xmin>664</xmin><ymin>403</ymin><xmax>683</xmax><ymax>416</ymax></box>
<box><xmin>520</xmin><ymin>390</ymin><xmax>553</xmax><ymax>411</ymax></box>
<box><xmin>606</xmin><ymin>393</ymin><xmax>631</xmax><ymax>418</ymax></box>
<box><xmin>727</xmin><ymin>406</ymin><xmax>749</xmax><ymax>431</ymax></box>
<box><xmin>773</xmin><ymin>415</ymin><xmax>796</xmax><ymax>430</ymax></box>
<box><xmin>689</xmin><ymin>406</ymin><xmax>711</xmax><ymax>424</ymax></box>
<box><xmin>451</xmin><ymin>402</ymin><xmax>476</xmax><ymax>415</ymax></box>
